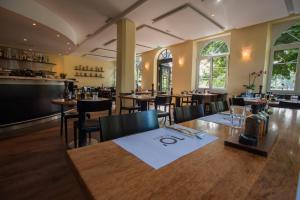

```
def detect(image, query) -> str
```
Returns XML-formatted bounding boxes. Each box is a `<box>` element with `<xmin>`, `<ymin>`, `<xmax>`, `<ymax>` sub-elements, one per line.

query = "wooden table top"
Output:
<box><xmin>119</xmin><ymin>94</ymin><xmax>156</xmax><ymax>101</ymax></box>
<box><xmin>67</xmin><ymin>108</ymin><xmax>300</xmax><ymax>200</ymax></box>
<box><xmin>51</xmin><ymin>98</ymin><xmax>110</xmax><ymax>106</ymax></box>
<box><xmin>51</xmin><ymin>98</ymin><xmax>77</xmax><ymax>106</ymax></box>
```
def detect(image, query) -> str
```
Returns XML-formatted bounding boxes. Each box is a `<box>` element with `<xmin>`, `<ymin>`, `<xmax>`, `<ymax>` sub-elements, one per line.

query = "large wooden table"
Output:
<box><xmin>68</xmin><ymin>108</ymin><xmax>300</xmax><ymax>199</ymax></box>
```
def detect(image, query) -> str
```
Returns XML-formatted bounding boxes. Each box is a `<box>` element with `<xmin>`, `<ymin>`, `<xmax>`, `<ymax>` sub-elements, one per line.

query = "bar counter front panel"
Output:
<box><xmin>0</xmin><ymin>77</ymin><xmax>65</xmax><ymax>126</ymax></box>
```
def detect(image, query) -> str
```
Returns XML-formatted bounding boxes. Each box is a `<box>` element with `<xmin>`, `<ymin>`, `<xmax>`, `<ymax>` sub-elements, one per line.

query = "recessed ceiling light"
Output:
<box><xmin>216</xmin><ymin>0</ymin><xmax>222</xmax><ymax>3</ymax></box>
<box><xmin>32</xmin><ymin>22</ymin><xmax>37</xmax><ymax>26</ymax></box>
<box><xmin>23</xmin><ymin>38</ymin><xmax>28</xmax><ymax>42</ymax></box>
<box><xmin>211</xmin><ymin>14</ymin><xmax>215</xmax><ymax>17</ymax></box>
<box><xmin>56</xmin><ymin>34</ymin><xmax>60</xmax><ymax>38</ymax></box>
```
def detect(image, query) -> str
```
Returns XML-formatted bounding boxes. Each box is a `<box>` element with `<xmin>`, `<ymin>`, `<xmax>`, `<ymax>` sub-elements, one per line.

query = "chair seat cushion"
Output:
<box><xmin>156</xmin><ymin>110</ymin><xmax>169</xmax><ymax>117</ymax></box>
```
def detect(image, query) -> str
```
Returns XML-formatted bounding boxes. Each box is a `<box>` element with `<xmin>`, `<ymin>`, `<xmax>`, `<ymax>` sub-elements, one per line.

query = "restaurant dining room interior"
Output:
<box><xmin>1</xmin><ymin>0</ymin><xmax>300</xmax><ymax>199</ymax></box>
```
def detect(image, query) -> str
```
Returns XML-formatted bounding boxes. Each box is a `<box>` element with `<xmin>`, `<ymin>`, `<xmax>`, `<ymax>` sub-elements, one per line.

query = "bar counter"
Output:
<box><xmin>0</xmin><ymin>76</ymin><xmax>72</xmax><ymax>127</ymax></box>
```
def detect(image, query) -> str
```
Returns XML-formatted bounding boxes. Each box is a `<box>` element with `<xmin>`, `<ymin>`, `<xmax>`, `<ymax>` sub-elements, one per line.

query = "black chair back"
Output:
<box><xmin>155</xmin><ymin>96</ymin><xmax>172</xmax><ymax>106</ymax></box>
<box><xmin>216</xmin><ymin>101</ymin><xmax>225</xmax><ymax>112</ymax></box>
<box><xmin>210</xmin><ymin>102</ymin><xmax>218</xmax><ymax>114</ymax></box>
<box><xmin>232</xmin><ymin>97</ymin><xmax>245</xmax><ymax>106</ymax></box>
<box><xmin>77</xmin><ymin>99</ymin><xmax>112</xmax><ymax>114</ymax></box>
<box><xmin>191</xmin><ymin>94</ymin><xmax>204</xmax><ymax>105</ymax></box>
<box><xmin>99</xmin><ymin>110</ymin><xmax>159</xmax><ymax>141</ymax></box>
<box><xmin>173</xmin><ymin>104</ymin><xmax>204</xmax><ymax>123</ymax></box>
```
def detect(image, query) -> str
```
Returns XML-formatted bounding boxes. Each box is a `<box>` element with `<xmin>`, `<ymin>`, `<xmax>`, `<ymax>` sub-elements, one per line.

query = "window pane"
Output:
<box><xmin>270</xmin><ymin>48</ymin><xmax>298</xmax><ymax>91</ymax></box>
<box><xmin>198</xmin><ymin>59</ymin><xmax>210</xmax><ymax>88</ymax></box>
<box><xmin>200</xmin><ymin>40</ymin><xmax>229</xmax><ymax>56</ymax></box>
<box><xmin>274</xmin><ymin>24</ymin><xmax>300</xmax><ymax>46</ymax></box>
<box><xmin>212</xmin><ymin>56</ymin><xmax>227</xmax><ymax>89</ymax></box>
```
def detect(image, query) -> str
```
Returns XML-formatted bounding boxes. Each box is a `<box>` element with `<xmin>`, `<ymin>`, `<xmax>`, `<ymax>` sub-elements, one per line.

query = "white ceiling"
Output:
<box><xmin>0</xmin><ymin>7</ymin><xmax>74</xmax><ymax>54</ymax></box>
<box><xmin>0</xmin><ymin>0</ymin><xmax>299</xmax><ymax>60</ymax></box>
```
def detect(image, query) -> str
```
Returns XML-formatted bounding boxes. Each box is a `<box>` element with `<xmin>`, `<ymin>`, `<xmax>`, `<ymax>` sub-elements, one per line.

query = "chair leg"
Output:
<box><xmin>88</xmin><ymin>132</ymin><xmax>92</xmax><ymax>143</ymax></box>
<box><xmin>64</xmin><ymin>117</ymin><xmax>68</xmax><ymax>146</ymax></box>
<box><xmin>73</xmin><ymin>121</ymin><xmax>77</xmax><ymax>148</ymax></box>
<box><xmin>169</xmin><ymin>114</ymin><xmax>172</xmax><ymax>125</ymax></box>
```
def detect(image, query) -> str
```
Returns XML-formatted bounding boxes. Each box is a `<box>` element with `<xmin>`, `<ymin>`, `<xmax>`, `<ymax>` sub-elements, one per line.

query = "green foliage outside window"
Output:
<box><xmin>199</xmin><ymin>40</ymin><xmax>229</xmax><ymax>89</ymax></box>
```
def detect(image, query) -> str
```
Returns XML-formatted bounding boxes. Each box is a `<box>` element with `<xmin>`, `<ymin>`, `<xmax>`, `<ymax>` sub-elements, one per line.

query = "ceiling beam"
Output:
<box><xmin>136</xmin><ymin>24</ymin><xmax>185</xmax><ymax>41</ymax></box>
<box><xmin>82</xmin><ymin>53</ymin><xmax>116</xmax><ymax>59</ymax></box>
<box><xmin>152</xmin><ymin>3</ymin><xmax>225</xmax><ymax>30</ymax></box>
<box><xmin>76</xmin><ymin>0</ymin><xmax>149</xmax><ymax>48</ymax></box>
<box><xmin>90</xmin><ymin>47</ymin><xmax>117</xmax><ymax>53</ymax></box>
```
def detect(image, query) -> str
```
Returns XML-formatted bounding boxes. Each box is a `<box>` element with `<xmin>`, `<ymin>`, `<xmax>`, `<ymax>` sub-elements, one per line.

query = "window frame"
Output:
<box><xmin>267</xmin><ymin>42</ymin><xmax>300</xmax><ymax>94</ymax></box>
<box><xmin>196</xmin><ymin>39</ymin><xmax>230</xmax><ymax>92</ymax></box>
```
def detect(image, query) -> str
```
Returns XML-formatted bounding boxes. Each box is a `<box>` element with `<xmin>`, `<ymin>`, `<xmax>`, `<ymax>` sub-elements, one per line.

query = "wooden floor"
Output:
<box><xmin>0</xmin><ymin>119</ymin><xmax>88</xmax><ymax>200</ymax></box>
<box><xmin>0</xmin><ymin>106</ymin><xmax>170</xmax><ymax>200</ymax></box>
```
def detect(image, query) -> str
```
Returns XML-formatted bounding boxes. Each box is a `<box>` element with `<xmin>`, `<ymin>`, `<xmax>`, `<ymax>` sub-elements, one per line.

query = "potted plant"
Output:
<box><xmin>243</xmin><ymin>70</ymin><xmax>266</xmax><ymax>95</ymax></box>
<box><xmin>59</xmin><ymin>73</ymin><xmax>67</xmax><ymax>79</ymax></box>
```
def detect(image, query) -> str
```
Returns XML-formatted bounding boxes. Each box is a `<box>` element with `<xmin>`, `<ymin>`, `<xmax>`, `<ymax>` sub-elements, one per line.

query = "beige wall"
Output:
<box><xmin>141</xmin><ymin>40</ymin><xmax>196</xmax><ymax>94</ymax></box>
<box><xmin>141</xmin><ymin>22</ymin><xmax>272</xmax><ymax>97</ymax></box>
<box><xmin>51</xmin><ymin>55</ymin><xmax>115</xmax><ymax>87</ymax></box>
<box><xmin>228</xmin><ymin>23</ymin><xmax>270</xmax><ymax>96</ymax></box>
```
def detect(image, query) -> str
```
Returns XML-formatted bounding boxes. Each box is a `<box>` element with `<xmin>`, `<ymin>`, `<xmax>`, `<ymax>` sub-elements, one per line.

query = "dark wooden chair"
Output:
<box><xmin>216</xmin><ymin>101</ymin><xmax>225</xmax><ymax>112</ymax></box>
<box><xmin>223</xmin><ymin>100</ymin><xmax>229</xmax><ymax>111</ymax></box>
<box><xmin>191</xmin><ymin>94</ymin><xmax>204</xmax><ymax>105</ymax></box>
<box><xmin>173</xmin><ymin>104</ymin><xmax>204</xmax><ymax>123</ymax></box>
<box><xmin>209</xmin><ymin>102</ymin><xmax>218</xmax><ymax>115</ymax></box>
<box><xmin>154</xmin><ymin>95</ymin><xmax>173</xmax><ymax>125</ymax></box>
<box><xmin>119</xmin><ymin>92</ymin><xmax>141</xmax><ymax>114</ymax></box>
<box><xmin>232</xmin><ymin>97</ymin><xmax>245</xmax><ymax>106</ymax></box>
<box><xmin>74</xmin><ymin>99</ymin><xmax>112</xmax><ymax>148</ymax></box>
<box><xmin>99</xmin><ymin>110</ymin><xmax>159</xmax><ymax>142</ymax></box>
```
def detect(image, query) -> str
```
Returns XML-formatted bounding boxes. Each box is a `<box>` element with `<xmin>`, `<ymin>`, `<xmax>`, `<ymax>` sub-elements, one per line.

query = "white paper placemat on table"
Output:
<box><xmin>113</xmin><ymin>125</ymin><xmax>218</xmax><ymax>170</ymax></box>
<box><xmin>200</xmin><ymin>113</ymin><xmax>240</xmax><ymax>127</ymax></box>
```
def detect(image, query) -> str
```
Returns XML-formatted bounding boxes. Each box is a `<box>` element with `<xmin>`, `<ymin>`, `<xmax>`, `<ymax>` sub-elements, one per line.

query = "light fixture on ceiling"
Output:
<box><xmin>56</xmin><ymin>34</ymin><xmax>60</xmax><ymax>38</ymax></box>
<box><xmin>216</xmin><ymin>0</ymin><xmax>222</xmax><ymax>3</ymax></box>
<box><xmin>32</xmin><ymin>22</ymin><xmax>37</xmax><ymax>26</ymax></box>
<box><xmin>211</xmin><ymin>14</ymin><xmax>215</xmax><ymax>17</ymax></box>
<box><xmin>23</xmin><ymin>38</ymin><xmax>28</xmax><ymax>42</ymax></box>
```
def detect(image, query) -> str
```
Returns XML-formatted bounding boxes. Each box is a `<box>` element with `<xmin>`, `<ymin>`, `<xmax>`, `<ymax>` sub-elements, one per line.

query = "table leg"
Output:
<box><xmin>175</xmin><ymin>97</ymin><xmax>181</xmax><ymax>107</ymax></box>
<box><xmin>60</xmin><ymin>105</ymin><xmax>64</xmax><ymax>136</ymax></box>
<box><xmin>140</xmin><ymin>101</ymin><xmax>148</xmax><ymax>111</ymax></box>
<box><xmin>78</xmin><ymin>130</ymin><xmax>87</xmax><ymax>147</ymax></box>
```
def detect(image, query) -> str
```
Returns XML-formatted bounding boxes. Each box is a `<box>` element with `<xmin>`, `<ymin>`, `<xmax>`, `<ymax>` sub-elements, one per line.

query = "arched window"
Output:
<box><xmin>136</xmin><ymin>56</ymin><xmax>142</xmax><ymax>88</ymax></box>
<box><xmin>157</xmin><ymin>49</ymin><xmax>173</xmax><ymax>92</ymax></box>
<box><xmin>268</xmin><ymin>23</ymin><xmax>300</xmax><ymax>92</ymax></box>
<box><xmin>198</xmin><ymin>40</ymin><xmax>229</xmax><ymax>89</ymax></box>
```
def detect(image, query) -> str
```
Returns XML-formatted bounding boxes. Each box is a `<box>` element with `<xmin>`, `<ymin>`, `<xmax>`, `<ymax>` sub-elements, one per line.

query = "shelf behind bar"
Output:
<box><xmin>0</xmin><ymin>57</ymin><xmax>56</xmax><ymax>66</ymax></box>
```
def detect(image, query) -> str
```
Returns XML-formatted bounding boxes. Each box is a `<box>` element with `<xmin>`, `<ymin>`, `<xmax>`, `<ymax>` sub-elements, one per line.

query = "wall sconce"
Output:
<box><xmin>144</xmin><ymin>62</ymin><xmax>150</xmax><ymax>70</ymax></box>
<box><xmin>241</xmin><ymin>47</ymin><xmax>252</xmax><ymax>62</ymax></box>
<box><xmin>178</xmin><ymin>57</ymin><xmax>184</xmax><ymax>66</ymax></box>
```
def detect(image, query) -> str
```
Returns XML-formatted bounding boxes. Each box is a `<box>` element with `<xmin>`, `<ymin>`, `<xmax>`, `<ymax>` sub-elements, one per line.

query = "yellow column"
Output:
<box><xmin>116</xmin><ymin>18</ymin><xmax>136</xmax><ymax>111</ymax></box>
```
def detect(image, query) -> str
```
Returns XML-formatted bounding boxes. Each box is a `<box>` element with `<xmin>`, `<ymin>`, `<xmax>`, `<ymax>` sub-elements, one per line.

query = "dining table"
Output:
<box><xmin>67</xmin><ymin>107</ymin><xmax>300</xmax><ymax>200</ymax></box>
<box><xmin>119</xmin><ymin>94</ymin><xmax>156</xmax><ymax>111</ymax></box>
<box><xmin>172</xmin><ymin>93</ymin><xmax>219</xmax><ymax>107</ymax></box>
<box><xmin>51</xmin><ymin>98</ymin><xmax>77</xmax><ymax>136</ymax></box>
